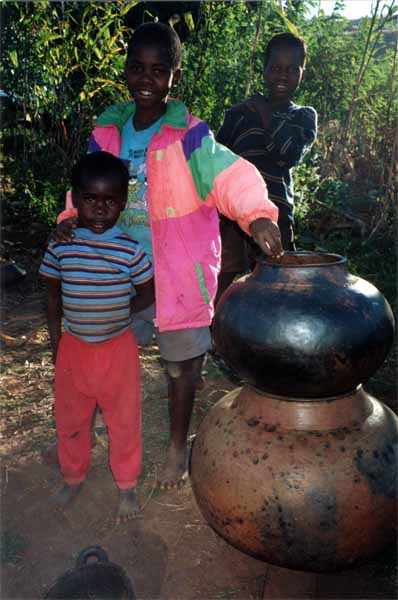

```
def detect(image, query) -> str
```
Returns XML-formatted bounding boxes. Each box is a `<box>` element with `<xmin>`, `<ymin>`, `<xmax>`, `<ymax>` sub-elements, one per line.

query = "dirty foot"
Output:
<box><xmin>157</xmin><ymin>445</ymin><xmax>188</xmax><ymax>490</ymax></box>
<box><xmin>116</xmin><ymin>488</ymin><xmax>141</xmax><ymax>523</ymax></box>
<box><xmin>52</xmin><ymin>482</ymin><xmax>83</xmax><ymax>508</ymax></box>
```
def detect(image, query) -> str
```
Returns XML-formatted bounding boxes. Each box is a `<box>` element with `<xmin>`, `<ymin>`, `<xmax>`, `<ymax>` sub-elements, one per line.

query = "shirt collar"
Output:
<box><xmin>95</xmin><ymin>99</ymin><xmax>188</xmax><ymax>133</ymax></box>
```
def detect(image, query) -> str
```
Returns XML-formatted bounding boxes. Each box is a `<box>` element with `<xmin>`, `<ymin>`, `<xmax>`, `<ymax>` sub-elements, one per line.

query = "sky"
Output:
<box><xmin>307</xmin><ymin>1</ymin><xmax>383</xmax><ymax>20</ymax></box>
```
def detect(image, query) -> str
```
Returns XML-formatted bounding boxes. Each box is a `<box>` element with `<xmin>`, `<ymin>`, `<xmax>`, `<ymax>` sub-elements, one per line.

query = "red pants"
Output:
<box><xmin>55</xmin><ymin>329</ymin><xmax>141</xmax><ymax>489</ymax></box>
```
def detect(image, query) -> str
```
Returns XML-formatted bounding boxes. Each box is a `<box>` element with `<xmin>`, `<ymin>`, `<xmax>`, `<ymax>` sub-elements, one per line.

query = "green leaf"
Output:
<box><xmin>119</xmin><ymin>2</ymin><xmax>140</xmax><ymax>17</ymax></box>
<box><xmin>8</xmin><ymin>50</ymin><xmax>18</xmax><ymax>68</ymax></box>
<box><xmin>93</xmin><ymin>78</ymin><xmax>125</xmax><ymax>91</ymax></box>
<box><xmin>40</xmin><ymin>32</ymin><xmax>62</xmax><ymax>44</ymax></box>
<box><xmin>184</xmin><ymin>12</ymin><xmax>195</xmax><ymax>32</ymax></box>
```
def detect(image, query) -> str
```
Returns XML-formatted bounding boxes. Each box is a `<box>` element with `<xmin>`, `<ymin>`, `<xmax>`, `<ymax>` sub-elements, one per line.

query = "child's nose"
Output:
<box><xmin>139</xmin><ymin>68</ymin><xmax>153</xmax><ymax>83</ymax></box>
<box><xmin>95</xmin><ymin>201</ymin><xmax>107</xmax><ymax>214</ymax></box>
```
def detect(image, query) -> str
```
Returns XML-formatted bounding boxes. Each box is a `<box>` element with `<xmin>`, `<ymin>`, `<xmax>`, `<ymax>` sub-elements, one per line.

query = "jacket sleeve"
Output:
<box><xmin>192</xmin><ymin>127</ymin><xmax>278</xmax><ymax>234</ymax></box>
<box><xmin>261</xmin><ymin>106</ymin><xmax>318</xmax><ymax>168</ymax></box>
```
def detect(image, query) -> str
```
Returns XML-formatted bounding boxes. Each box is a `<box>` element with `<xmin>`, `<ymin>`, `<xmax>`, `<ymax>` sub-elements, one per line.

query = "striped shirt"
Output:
<box><xmin>217</xmin><ymin>95</ymin><xmax>317</xmax><ymax>224</ymax></box>
<box><xmin>39</xmin><ymin>226</ymin><xmax>153</xmax><ymax>342</ymax></box>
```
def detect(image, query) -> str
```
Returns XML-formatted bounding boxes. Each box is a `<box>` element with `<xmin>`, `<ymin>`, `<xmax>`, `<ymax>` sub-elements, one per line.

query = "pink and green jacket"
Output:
<box><xmin>60</xmin><ymin>99</ymin><xmax>278</xmax><ymax>332</ymax></box>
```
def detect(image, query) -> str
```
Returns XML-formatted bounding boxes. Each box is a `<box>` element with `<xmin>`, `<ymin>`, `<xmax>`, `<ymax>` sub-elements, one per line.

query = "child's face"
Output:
<box><xmin>125</xmin><ymin>44</ymin><xmax>181</xmax><ymax>114</ymax></box>
<box><xmin>264</xmin><ymin>46</ymin><xmax>304</xmax><ymax>103</ymax></box>
<box><xmin>73</xmin><ymin>178</ymin><xmax>126</xmax><ymax>234</ymax></box>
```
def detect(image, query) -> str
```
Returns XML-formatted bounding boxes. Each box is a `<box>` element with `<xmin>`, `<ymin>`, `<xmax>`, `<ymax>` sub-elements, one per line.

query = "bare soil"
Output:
<box><xmin>1</xmin><ymin>265</ymin><xmax>397</xmax><ymax>600</ymax></box>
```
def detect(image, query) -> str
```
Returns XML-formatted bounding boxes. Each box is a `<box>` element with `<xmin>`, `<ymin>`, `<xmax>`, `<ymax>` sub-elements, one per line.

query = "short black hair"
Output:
<box><xmin>264</xmin><ymin>32</ymin><xmax>307</xmax><ymax>68</ymax></box>
<box><xmin>126</xmin><ymin>22</ymin><xmax>182</xmax><ymax>70</ymax></box>
<box><xmin>71</xmin><ymin>151</ymin><xmax>129</xmax><ymax>194</ymax></box>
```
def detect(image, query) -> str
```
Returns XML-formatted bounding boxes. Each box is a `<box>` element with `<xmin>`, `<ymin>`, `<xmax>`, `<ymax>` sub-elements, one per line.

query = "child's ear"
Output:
<box><xmin>172</xmin><ymin>68</ymin><xmax>182</xmax><ymax>86</ymax></box>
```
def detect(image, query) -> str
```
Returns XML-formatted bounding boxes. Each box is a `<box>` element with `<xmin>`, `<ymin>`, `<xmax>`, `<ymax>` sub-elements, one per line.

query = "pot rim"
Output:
<box><xmin>258</xmin><ymin>251</ymin><xmax>346</xmax><ymax>268</ymax></box>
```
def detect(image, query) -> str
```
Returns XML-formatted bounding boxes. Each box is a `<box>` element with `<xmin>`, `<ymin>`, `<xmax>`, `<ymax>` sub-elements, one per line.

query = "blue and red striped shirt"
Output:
<box><xmin>39</xmin><ymin>226</ymin><xmax>153</xmax><ymax>342</ymax></box>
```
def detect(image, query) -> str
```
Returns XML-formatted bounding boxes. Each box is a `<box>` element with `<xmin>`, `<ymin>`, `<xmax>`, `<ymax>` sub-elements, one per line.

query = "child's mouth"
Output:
<box><xmin>135</xmin><ymin>90</ymin><xmax>154</xmax><ymax>99</ymax></box>
<box><xmin>92</xmin><ymin>223</ymin><xmax>106</xmax><ymax>231</ymax></box>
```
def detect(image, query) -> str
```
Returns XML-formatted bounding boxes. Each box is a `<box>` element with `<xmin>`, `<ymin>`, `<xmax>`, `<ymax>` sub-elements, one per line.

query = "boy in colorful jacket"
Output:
<box><xmin>57</xmin><ymin>22</ymin><xmax>282</xmax><ymax>491</ymax></box>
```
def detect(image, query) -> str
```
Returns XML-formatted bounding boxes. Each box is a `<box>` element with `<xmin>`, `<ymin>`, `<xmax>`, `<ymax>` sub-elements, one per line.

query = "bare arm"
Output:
<box><xmin>43</xmin><ymin>277</ymin><xmax>63</xmax><ymax>364</ymax></box>
<box><xmin>130</xmin><ymin>278</ymin><xmax>155</xmax><ymax>314</ymax></box>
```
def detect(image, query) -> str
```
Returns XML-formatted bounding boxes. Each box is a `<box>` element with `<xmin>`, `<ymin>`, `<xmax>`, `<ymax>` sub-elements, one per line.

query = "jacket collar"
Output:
<box><xmin>95</xmin><ymin>98</ymin><xmax>188</xmax><ymax>133</ymax></box>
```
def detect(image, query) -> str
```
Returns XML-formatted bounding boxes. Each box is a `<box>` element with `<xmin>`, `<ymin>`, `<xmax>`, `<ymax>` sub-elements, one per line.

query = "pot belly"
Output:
<box><xmin>190</xmin><ymin>387</ymin><xmax>397</xmax><ymax>572</ymax></box>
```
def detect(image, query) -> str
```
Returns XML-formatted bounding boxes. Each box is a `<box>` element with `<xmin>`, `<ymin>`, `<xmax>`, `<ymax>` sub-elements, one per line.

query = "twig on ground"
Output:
<box><xmin>141</xmin><ymin>466</ymin><xmax>157</xmax><ymax>511</ymax></box>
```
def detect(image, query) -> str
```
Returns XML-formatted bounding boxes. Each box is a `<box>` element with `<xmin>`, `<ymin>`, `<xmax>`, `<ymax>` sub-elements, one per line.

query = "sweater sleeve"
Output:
<box><xmin>262</xmin><ymin>106</ymin><xmax>318</xmax><ymax>168</ymax></box>
<box><xmin>216</xmin><ymin>109</ymin><xmax>246</xmax><ymax>149</ymax></box>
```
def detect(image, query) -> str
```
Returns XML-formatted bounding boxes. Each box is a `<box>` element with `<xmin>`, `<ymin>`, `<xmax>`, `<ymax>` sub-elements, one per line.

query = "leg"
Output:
<box><xmin>157</xmin><ymin>353</ymin><xmax>206</xmax><ymax>490</ymax></box>
<box><xmin>97</xmin><ymin>330</ymin><xmax>142</xmax><ymax>521</ymax></box>
<box><xmin>53</xmin><ymin>333</ymin><xmax>97</xmax><ymax>507</ymax></box>
<box><xmin>41</xmin><ymin>415</ymin><xmax>98</xmax><ymax>467</ymax></box>
<box><xmin>216</xmin><ymin>215</ymin><xmax>249</xmax><ymax>307</ymax></box>
<box><xmin>214</xmin><ymin>271</ymin><xmax>240</xmax><ymax>307</ymax></box>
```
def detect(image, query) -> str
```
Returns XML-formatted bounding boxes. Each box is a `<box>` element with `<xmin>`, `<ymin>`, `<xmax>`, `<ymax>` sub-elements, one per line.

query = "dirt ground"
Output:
<box><xmin>1</xmin><ymin>263</ymin><xmax>397</xmax><ymax>600</ymax></box>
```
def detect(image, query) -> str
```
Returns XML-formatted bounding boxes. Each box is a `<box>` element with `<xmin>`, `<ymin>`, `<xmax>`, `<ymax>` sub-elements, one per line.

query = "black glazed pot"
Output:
<box><xmin>213</xmin><ymin>252</ymin><xmax>395</xmax><ymax>398</ymax></box>
<box><xmin>45</xmin><ymin>546</ymin><xmax>135</xmax><ymax>599</ymax></box>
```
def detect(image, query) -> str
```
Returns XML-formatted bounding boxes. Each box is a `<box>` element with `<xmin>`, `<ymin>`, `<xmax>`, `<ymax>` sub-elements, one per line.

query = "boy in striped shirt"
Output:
<box><xmin>216</xmin><ymin>32</ymin><xmax>317</xmax><ymax>302</ymax></box>
<box><xmin>39</xmin><ymin>151</ymin><xmax>154</xmax><ymax>522</ymax></box>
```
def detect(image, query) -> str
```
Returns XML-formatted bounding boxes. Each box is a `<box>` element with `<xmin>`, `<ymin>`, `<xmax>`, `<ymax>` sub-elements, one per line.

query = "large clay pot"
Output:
<box><xmin>191</xmin><ymin>252</ymin><xmax>397</xmax><ymax>572</ymax></box>
<box><xmin>212</xmin><ymin>252</ymin><xmax>394</xmax><ymax>398</ymax></box>
<box><xmin>191</xmin><ymin>385</ymin><xmax>397</xmax><ymax>571</ymax></box>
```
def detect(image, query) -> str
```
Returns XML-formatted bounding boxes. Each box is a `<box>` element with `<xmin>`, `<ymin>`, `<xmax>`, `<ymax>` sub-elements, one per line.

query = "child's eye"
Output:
<box><xmin>105</xmin><ymin>198</ymin><xmax>117</xmax><ymax>207</ymax></box>
<box><xmin>127</xmin><ymin>64</ymin><xmax>141</xmax><ymax>73</ymax></box>
<box><xmin>83</xmin><ymin>196</ymin><xmax>95</xmax><ymax>205</ymax></box>
<box><xmin>271</xmin><ymin>66</ymin><xmax>280</xmax><ymax>72</ymax></box>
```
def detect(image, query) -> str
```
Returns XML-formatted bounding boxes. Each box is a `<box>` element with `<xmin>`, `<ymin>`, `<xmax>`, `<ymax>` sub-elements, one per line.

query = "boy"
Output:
<box><xmin>216</xmin><ymin>32</ymin><xmax>317</xmax><ymax>302</ymax></box>
<box><xmin>55</xmin><ymin>22</ymin><xmax>282</xmax><ymax>491</ymax></box>
<box><xmin>40</xmin><ymin>151</ymin><xmax>154</xmax><ymax>521</ymax></box>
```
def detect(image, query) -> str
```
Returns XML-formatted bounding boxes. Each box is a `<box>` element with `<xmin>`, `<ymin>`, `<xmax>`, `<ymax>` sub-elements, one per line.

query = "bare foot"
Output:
<box><xmin>52</xmin><ymin>482</ymin><xmax>83</xmax><ymax>508</ymax></box>
<box><xmin>157</xmin><ymin>445</ymin><xmax>188</xmax><ymax>490</ymax></box>
<box><xmin>116</xmin><ymin>488</ymin><xmax>141</xmax><ymax>523</ymax></box>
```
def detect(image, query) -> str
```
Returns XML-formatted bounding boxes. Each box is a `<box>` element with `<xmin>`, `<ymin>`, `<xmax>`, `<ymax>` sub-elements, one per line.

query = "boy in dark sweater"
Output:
<box><xmin>216</xmin><ymin>32</ymin><xmax>317</xmax><ymax>302</ymax></box>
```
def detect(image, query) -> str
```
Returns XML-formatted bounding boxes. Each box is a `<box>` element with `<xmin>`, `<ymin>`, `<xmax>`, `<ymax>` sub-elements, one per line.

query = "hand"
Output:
<box><xmin>245</xmin><ymin>95</ymin><xmax>271</xmax><ymax>130</ymax></box>
<box><xmin>50</xmin><ymin>217</ymin><xmax>78</xmax><ymax>242</ymax></box>
<box><xmin>249</xmin><ymin>218</ymin><xmax>283</xmax><ymax>258</ymax></box>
